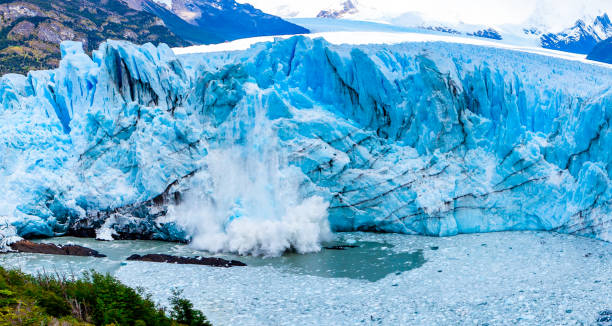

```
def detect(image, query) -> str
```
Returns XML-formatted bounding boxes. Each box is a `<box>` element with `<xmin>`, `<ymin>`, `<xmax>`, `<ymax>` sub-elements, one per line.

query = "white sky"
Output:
<box><xmin>237</xmin><ymin>0</ymin><xmax>612</xmax><ymax>31</ymax></box>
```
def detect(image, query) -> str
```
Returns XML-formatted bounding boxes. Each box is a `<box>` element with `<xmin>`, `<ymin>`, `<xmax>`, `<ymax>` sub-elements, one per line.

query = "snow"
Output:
<box><xmin>0</xmin><ymin>34</ymin><xmax>611</xmax><ymax>254</ymax></box>
<box><xmin>1</xmin><ymin>232</ymin><xmax>611</xmax><ymax>325</ymax></box>
<box><xmin>237</xmin><ymin>0</ymin><xmax>612</xmax><ymax>32</ymax></box>
<box><xmin>173</xmin><ymin>29</ymin><xmax>603</xmax><ymax>66</ymax></box>
<box><xmin>237</xmin><ymin>2</ymin><xmax>612</xmax><ymax>56</ymax></box>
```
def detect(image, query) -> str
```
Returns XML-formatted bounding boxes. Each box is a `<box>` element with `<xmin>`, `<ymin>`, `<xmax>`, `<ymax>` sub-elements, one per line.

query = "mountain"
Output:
<box><xmin>540</xmin><ymin>14</ymin><xmax>612</xmax><ymax>54</ymax></box>
<box><xmin>0</xmin><ymin>0</ymin><xmax>188</xmax><ymax>75</ymax></box>
<box><xmin>240</xmin><ymin>1</ymin><xmax>612</xmax><ymax>53</ymax></box>
<box><xmin>131</xmin><ymin>0</ymin><xmax>225</xmax><ymax>44</ymax></box>
<box><xmin>467</xmin><ymin>28</ymin><xmax>503</xmax><ymax>40</ymax></box>
<box><xmin>316</xmin><ymin>0</ymin><xmax>357</xmax><ymax>19</ymax></box>
<box><xmin>587</xmin><ymin>36</ymin><xmax>612</xmax><ymax>63</ymax></box>
<box><xmin>416</xmin><ymin>14</ymin><xmax>612</xmax><ymax>51</ymax></box>
<box><xmin>127</xmin><ymin>0</ymin><xmax>309</xmax><ymax>44</ymax></box>
<box><xmin>0</xmin><ymin>35</ymin><xmax>610</xmax><ymax>255</ymax></box>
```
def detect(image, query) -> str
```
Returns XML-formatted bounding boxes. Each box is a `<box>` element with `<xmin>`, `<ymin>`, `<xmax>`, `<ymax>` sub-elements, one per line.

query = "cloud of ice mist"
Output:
<box><xmin>166</xmin><ymin>92</ymin><xmax>332</xmax><ymax>257</ymax></box>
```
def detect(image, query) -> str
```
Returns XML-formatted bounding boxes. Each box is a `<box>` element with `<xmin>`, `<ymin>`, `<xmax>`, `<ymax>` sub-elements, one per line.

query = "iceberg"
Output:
<box><xmin>0</xmin><ymin>36</ymin><xmax>610</xmax><ymax>255</ymax></box>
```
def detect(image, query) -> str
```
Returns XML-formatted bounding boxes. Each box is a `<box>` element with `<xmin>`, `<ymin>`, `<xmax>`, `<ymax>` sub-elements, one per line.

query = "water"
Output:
<box><xmin>0</xmin><ymin>234</ymin><xmax>424</xmax><ymax>282</ymax></box>
<box><xmin>1</xmin><ymin>231</ymin><xmax>611</xmax><ymax>325</ymax></box>
<box><xmin>267</xmin><ymin>242</ymin><xmax>424</xmax><ymax>282</ymax></box>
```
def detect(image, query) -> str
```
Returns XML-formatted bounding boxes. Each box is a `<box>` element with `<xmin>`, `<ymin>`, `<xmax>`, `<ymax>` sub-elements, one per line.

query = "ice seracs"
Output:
<box><xmin>0</xmin><ymin>34</ymin><xmax>610</xmax><ymax>254</ymax></box>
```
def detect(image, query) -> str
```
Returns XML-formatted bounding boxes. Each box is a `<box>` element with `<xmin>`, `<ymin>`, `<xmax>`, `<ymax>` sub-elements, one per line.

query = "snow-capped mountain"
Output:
<box><xmin>316</xmin><ymin>1</ymin><xmax>358</xmax><ymax>19</ymax></box>
<box><xmin>239</xmin><ymin>1</ymin><xmax>612</xmax><ymax>53</ymax></box>
<box><xmin>540</xmin><ymin>14</ymin><xmax>612</xmax><ymax>54</ymax></box>
<box><xmin>125</xmin><ymin>0</ymin><xmax>309</xmax><ymax>44</ymax></box>
<box><xmin>415</xmin><ymin>13</ymin><xmax>612</xmax><ymax>54</ymax></box>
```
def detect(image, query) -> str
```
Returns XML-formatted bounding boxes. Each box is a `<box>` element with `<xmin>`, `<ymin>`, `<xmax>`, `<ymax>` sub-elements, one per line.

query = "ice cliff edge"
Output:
<box><xmin>0</xmin><ymin>37</ymin><xmax>610</xmax><ymax>254</ymax></box>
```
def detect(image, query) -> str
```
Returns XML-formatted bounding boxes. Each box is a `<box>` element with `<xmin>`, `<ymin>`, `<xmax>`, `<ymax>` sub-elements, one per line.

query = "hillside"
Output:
<box><xmin>0</xmin><ymin>0</ymin><xmax>188</xmax><ymax>75</ymax></box>
<box><xmin>129</xmin><ymin>0</ymin><xmax>309</xmax><ymax>44</ymax></box>
<box><xmin>587</xmin><ymin>36</ymin><xmax>612</xmax><ymax>64</ymax></box>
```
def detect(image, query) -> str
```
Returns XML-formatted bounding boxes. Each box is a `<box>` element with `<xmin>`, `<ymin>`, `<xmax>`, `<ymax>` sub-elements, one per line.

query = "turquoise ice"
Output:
<box><xmin>0</xmin><ymin>36</ymin><xmax>610</xmax><ymax>255</ymax></box>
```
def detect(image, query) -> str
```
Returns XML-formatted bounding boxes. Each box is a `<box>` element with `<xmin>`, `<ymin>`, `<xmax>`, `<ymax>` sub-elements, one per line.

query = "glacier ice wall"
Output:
<box><xmin>0</xmin><ymin>37</ymin><xmax>611</xmax><ymax>254</ymax></box>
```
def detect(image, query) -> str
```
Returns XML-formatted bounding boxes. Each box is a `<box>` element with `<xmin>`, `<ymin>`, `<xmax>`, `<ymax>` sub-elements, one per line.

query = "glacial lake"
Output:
<box><xmin>1</xmin><ymin>231</ymin><xmax>611</xmax><ymax>325</ymax></box>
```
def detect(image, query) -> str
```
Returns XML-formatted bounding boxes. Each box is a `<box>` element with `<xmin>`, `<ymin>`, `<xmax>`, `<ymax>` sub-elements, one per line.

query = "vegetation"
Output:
<box><xmin>0</xmin><ymin>266</ymin><xmax>211</xmax><ymax>326</ymax></box>
<box><xmin>0</xmin><ymin>0</ymin><xmax>188</xmax><ymax>75</ymax></box>
<box><xmin>168</xmin><ymin>290</ymin><xmax>212</xmax><ymax>326</ymax></box>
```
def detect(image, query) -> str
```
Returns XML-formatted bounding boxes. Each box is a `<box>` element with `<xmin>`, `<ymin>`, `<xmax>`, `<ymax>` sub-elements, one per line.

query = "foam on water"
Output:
<box><xmin>164</xmin><ymin>91</ymin><xmax>332</xmax><ymax>256</ymax></box>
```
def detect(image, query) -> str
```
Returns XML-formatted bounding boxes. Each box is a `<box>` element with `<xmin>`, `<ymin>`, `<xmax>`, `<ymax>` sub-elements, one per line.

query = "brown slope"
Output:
<box><xmin>0</xmin><ymin>0</ymin><xmax>188</xmax><ymax>75</ymax></box>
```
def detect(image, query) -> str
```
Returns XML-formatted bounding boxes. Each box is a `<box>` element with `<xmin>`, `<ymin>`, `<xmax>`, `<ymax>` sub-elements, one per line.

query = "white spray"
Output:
<box><xmin>166</xmin><ymin>89</ymin><xmax>332</xmax><ymax>256</ymax></box>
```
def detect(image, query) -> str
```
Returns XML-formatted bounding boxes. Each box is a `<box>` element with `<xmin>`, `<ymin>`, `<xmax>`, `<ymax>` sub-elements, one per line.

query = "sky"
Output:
<box><xmin>237</xmin><ymin>0</ymin><xmax>612</xmax><ymax>31</ymax></box>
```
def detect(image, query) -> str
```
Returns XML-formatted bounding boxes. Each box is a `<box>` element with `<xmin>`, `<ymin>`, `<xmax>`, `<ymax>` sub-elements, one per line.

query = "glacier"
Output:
<box><xmin>0</xmin><ymin>36</ymin><xmax>611</xmax><ymax>255</ymax></box>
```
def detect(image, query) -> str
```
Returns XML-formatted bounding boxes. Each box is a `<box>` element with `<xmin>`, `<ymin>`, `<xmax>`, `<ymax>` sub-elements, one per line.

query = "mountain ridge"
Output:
<box><xmin>238</xmin><ymin>1</ymin><xmax>612</xmax><ymax>54</ymax></box>
<box><xmin>126</xmin><ymin>0</ymin><xmax>309</xmax><ymax>44</ymax></box>
<box><xmin>541</xmin><ymin>13</ymin><xmax>612</xmax><ymax>54</ymax></box>
<box><xmin>0</xmin><ymin>0</ymin><xmax>309</xmax><ymax>75</ymax></box>
<box><xmin>0</xmin><ymin>0</ymin><xmax>187</xmax><ymax>75</ymax></box>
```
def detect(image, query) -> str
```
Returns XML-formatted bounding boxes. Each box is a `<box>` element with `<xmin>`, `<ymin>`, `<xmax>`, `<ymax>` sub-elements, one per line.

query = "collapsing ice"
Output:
<box><xmin>0</xmin><ymin>36</ymin><xmax>610</xmax><ymax>256</ymax></box>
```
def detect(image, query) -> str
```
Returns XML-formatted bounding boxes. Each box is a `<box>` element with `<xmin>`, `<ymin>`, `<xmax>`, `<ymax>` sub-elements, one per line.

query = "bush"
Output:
<box><xmin>85</xmin><ymin>272</ymin><xmax>171</xmax><ymax>326</ymax></box>
<box><xmin>0</xmin><ymin>299</ymin><xmax>48</xmax><ymax>325</ymax></box>
<box><xmin>37</xmin><ymin>289</ymin><xmax>72</xmax><ymax>317</ymax></box>
<box><xmin>0</xmin><ymin>266</ymin><xmax>212</xmax><ymax>326</ymax></box>
<box><xmin>169</xmin><ymin>289</ymin><xmax>212</xmax><ymax>326</ymax></box>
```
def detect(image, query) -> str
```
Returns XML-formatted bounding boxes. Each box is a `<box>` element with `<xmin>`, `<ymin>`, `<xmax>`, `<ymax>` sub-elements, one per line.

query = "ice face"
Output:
<box><xmin>0</xmin><ymin>36</ymin><xmax>610</xmax><ymax>255</ymax></box>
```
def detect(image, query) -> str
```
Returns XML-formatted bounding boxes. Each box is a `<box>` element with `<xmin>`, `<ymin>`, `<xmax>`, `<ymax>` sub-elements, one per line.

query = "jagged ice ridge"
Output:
<box><xmin>0</xmin><ymin>36</ymin><xmax>610</xmax><ymax>255</ymax></box>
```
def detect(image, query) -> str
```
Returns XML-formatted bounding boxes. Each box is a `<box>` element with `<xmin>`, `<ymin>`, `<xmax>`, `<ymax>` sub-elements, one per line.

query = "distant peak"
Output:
<box><xmin>316</xmin><ymin>1</ymin><xmax>359</xmax><ymax>19</ymax></box>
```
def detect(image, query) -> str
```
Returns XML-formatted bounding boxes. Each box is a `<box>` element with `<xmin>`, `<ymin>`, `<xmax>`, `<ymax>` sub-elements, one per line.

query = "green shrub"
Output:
<box><xmin>0</xmin><ymin>266</ymin><xmax>212</xmax><ymax>326</ymax></box>
<box><xmin>37</xmin><ymin>289</ymin><xmax>72</xmax><ymax>317</ymax></box>
<box><xmin>0</xmin><ymin>299</ymin><xmax>49</xmax><ymax>325</ymax></box>
<box><xmin>85</xmin><ymin>272</ymin><xmax>171</xmax><ymax>326</ymax></box>
<box><xmin>0</xmin><ymin>288</ymin><xmax>17</xmax><ymax>306</ymax></box>
<box><xmin>169</xmin><ymin>289</ymin><xmax>212</xmax><ymax>326</ymax></box>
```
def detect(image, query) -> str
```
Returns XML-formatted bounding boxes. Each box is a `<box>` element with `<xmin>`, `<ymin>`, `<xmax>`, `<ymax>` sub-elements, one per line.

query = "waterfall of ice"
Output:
<box><xmin>165</xmin><ymin>91</ymin><xmax>332</xmax><ymax>256</ymax></box>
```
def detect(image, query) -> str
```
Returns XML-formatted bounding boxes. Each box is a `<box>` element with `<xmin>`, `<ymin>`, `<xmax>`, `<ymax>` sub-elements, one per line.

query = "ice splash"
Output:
<box><xmin>166</xmin><ymin>91</ymin><xmax>332</xmax><ymax>257</ymax></box>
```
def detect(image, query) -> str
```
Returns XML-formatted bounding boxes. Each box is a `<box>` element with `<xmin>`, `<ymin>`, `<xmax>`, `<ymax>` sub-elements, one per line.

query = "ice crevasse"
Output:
<box><xmin>0</xmin><ymin>36</ymin><xmax>610</xmax><ymax>255</ymax></box>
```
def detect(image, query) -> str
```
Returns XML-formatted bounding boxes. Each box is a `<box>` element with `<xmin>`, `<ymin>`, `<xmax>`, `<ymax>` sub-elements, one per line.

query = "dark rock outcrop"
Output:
<box><xmin>9</xmin><ymin>240</ymin><xmax>106</xmax><ymax>257</ymax></box>
<box><xmin>126</xmin><ymin>254</ymin><xmax>246</xmax><ymax>267</ymax></box>
<box><xmin>468</xmin><ymin>28</ymin><xmax>503</xmax><ymax>40</ymax></box>
<box><xmin>324</xmin><ymin>245</ymin><xmax>359</xmax><ymax>250</ymax></box>
<box><xmin>587</xmin><ymin>37</ymin><xmax>612</xmax><ymax>64</ymax></box>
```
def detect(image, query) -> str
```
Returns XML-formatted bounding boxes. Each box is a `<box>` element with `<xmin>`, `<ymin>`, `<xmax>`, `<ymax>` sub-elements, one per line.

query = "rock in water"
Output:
<box><xmin>323</xmin><ymin>245</ymin><xmax>359</xmax><ymax>250</ymax></box>
<box><xmin>126</xmin><ymin>254</ymin><xmax>246</xmax><ymax>267</ymax></box>
<box><xmin>9</xmin><ymin>240</ymin><xmax>106</xmax><ymax>257</ymax></box>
